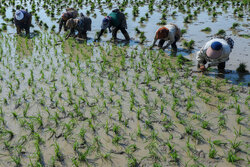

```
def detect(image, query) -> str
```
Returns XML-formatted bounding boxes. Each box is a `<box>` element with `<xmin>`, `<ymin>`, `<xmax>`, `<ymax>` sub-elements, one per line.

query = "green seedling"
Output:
<box><xmin>209</xmin><ymin>145</ymin><xmax>217</xmax><ymax>159</ymax></box>
<box><xmin>112</xmin><ymin>135</ymin><xmax>122</xmax><ymax>145</ymax></box>
<box><xmin>54</xmin><ymin>142</ymin><xmax>63</xmax><ymax>161</ymax></box>
<box><xmin>216</xmin><ymin>29</ymin><xmax>226</xmax><ymax>35</ymax></box>
<box><xmin>228</xmin><ymin>137</ymin><xmax>242</xmax><ymax>151</ymax></box>
<box><xmin>182</xmin><ymin>40</ymin><xmax>195</xmax><ymax>50</ymax></box>
<box><xmin>213</xmin><ymin>140</ymin><xmax>227</xmax><ymax>146</ymax></box>
<box><xmin>218</xmin><ymin>114</ymin><xmax>226</xmax><ymax>127</ymax></box>
<box><xmin>227</xmin><ymin>150</ymin><xmax>243</xmax><ymax>163</ymax></box>
<box><xmin>236</xmin><ymin>63</ymin><xmax>248</xmax><ymax>73</ymax></box>
<box><xmin>201</xmin><ymin>120</ymin><xmax>210</xmax><ymax>129</ymax></box>
<box><xmin>236</xmin><ymin>116</ymin><xmax>244</xmax><ymax>124</ymax></box>
<box><xmin>231</xmin><ymin>22</ymin><xmax>240</xmax><ymax>29</ymax></box>
<box><xmin>11</xmin><ymin>156</ymin><xmax>21</xmax><ymax>167</ymax></box>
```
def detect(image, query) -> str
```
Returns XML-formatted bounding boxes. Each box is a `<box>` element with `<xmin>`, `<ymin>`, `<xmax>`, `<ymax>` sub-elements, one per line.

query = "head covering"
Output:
<box><xmin>62</xmin><ymin>12</ymin><xmax>69</xmax><ymax>21</ymax></box>
<box><xmin>15</xmin><ymin>10</ymin><xmax>24</xmax><ymax>21</ymax></box>
<box><xmin>155</xmin><ymin>27</ymin><xmax>169</xmax><ymax>40</ymax></box>
<box><xmin>206</xmin><ymin>41</ymin><xmax>223</xmax><ymax>59</ymax></box>
<box><xmin>101</xmin><ymin>16</ymin><xmax>111</xmax><ymax>30</ymax></box>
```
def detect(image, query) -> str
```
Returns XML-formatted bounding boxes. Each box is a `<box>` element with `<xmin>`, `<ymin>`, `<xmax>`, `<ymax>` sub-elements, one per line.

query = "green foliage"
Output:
<box><xmin>201</xmin><ymin>27</ymin><xmax>211</xmax><ymax>32</ymax></box>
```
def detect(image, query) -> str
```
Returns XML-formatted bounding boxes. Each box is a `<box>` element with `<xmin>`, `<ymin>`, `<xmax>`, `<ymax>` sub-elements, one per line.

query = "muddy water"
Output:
<box><xmin>0</xmin><ymin>1</ymin><xmax>250</xmax><ymax>167</ymax></box>
<box><xmin>2</xmin><ymin>1</ymin><xmax>249</xmax><ymax>85</ymax></box>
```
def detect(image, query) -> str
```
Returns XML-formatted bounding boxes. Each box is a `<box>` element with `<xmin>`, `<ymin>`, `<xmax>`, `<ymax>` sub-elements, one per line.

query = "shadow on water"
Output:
<box><xmin>206</xmin><ymin>68</ymin><xmax>250</xmax><ymax>86</ymax></box>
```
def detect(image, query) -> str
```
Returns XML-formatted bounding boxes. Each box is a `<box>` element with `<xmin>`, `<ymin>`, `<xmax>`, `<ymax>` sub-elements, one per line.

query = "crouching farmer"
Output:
<box><xmin>197</xmin><ymin>37</ymin><xmax>234</xmax><ymax>71</ymax></box>
<box><xmin>150</xmin><ymin>23</ymin><xmax>181</xmax><ymax>51</ymax></box>
<box><xmin>65</xmin><ymin>13</ymin><xmax>92</xmax><ymax>39</ymax></box>
<box><xmin>95</xmin><ymin>9</ymin><xmax>130</xmax><ymax>41</ymax></box>
<box><xmin>58</xmin><ymin>8</ymin><xmax>78</xmax><ymax>34</ymax></box>
<box><xmin>14</xmin><ymin>10</ymin><xmax>32</xmax><ymax>35</ymax></box>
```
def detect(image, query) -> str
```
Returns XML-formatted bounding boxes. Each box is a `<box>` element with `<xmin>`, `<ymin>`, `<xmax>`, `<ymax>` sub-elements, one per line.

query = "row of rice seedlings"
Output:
<box><xmin>0</xmin><ymin>27</ymin><xmax>248</xmax><ymax>166</ymax></box>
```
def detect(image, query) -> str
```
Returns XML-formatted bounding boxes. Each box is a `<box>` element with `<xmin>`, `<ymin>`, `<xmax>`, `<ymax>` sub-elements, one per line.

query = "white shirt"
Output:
<box><xmin>196</xmin><ymin>38</ymin><xmax>232</xmax><ymax>66</ymax></box>
<box><xmin>161</xmin><ymin>24</ymin><xmax>177</xmax><ymax>44</ymax></box>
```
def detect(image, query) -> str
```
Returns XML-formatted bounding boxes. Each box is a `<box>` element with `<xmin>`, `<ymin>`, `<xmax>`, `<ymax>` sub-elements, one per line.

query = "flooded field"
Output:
<box><xmin>0</xmin><ymin>0</ymin><xmax>249</xmax><ymax>166</ymax></box>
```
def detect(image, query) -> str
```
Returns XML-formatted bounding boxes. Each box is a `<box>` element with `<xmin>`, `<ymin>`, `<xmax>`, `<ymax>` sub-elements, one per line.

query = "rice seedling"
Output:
<box><xmin>54</xmin><ymin>142</ymin><xmax>63</xmax><ymax>161</ymax></box>
<box><xmin>201</xmin><ymin>120</ymin><xmax>210</xmax><ymax>130</ymax></box>
<box><xmin>231</xmin><ymin>22</ymin><xmax>240</xmax><ymax>29</ymax></box>
<box><xmin>234</xmin><ymin>126</ymin><xmax>242</xmax><ymax>138</ymax></box>
<box><xmin>218</xmin><ymin>114</ymin><xmax>226</xmax><ymax>127</ymax></box>
<box><xmin>112</xmin><ymin>135</ymin><xmax>122</xmax><ymax>145</ymax></box>
<box><xmin>228</xmin><ymin>137</ymin><xmax>242</xmax><ymax>151</ymax></box>
<box><xmin>11</xmin><ymin>156</ymin><xmax>21</xmax><ymax>167</ymax></box>
<box><xmin>236</xmin><ymin>116</ymin><xmax>244</xmax><ymax>124</ymax></box>
<box><xmin>182</xmin><ymin>40</ymin><xmax>195</xmax><ymax>50</ymax></box>
<box><xmin>216</xmin><ymin>29</ymin><xmax>226</xmax><ymax>35</ymax></box>
<box><xmin>0</xmin><ymin>1</ymin><xmax>248</xmax><ymax>166</ymax></box>
<box><xmin>227</xmin><ymin>150</ymin><xmax>243</xmax><ymax>163</ymax></box>
<box><xmin>236</xmin><ymin>63</ymin><xmax>248</xmax><ymax>73</ymax></box>
<box><xmin>236</xmin><ymin>104</ymin><xmax>242</xmax><ymax>115</ymax></box>
<box><xmin>201</xmin><ymin>27</ymin><xmax>212</xmax><ymax>32</ymax></box>
<box><xmin>209</xmin><ymin>145</ymin><xmax>217</xmax><ymax>159</ymax></box>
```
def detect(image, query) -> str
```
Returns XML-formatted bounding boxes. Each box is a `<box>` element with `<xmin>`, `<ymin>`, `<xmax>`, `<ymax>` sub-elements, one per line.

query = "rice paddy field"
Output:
<box><xmin>0</xmin><ymin>0</ymin><xmax>249</xmax><ymax>166</ymax></box>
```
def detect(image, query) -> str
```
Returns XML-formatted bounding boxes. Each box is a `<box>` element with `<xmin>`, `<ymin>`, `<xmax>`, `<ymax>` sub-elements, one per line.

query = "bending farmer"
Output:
<box><xmin>14</xmin><ymin>10</ymin><xmax>32</xmax><ymax>35</ymax></box>
<box><xmin>196</xmin><ymin>37</ymin><xmax>234</xmax><ymax>71</ymax></box>
<box><xmin>65</xmin><ymin>13</ymin><xmax>92</xmax><ymax>39</ymax></box>
<box><xmin>96</xmin><ymin>9</ymin><xmax>130</xmax><ymax>41</ymax></box>
<box><xmin>58</xmin><ymin>8</ymin><xmax>78</xmax><ymax>34</ymax></box>
<box><xmin>150</xmin><ymin>23</ymin><xmax>181</xmax><ymax>51</ymax></box>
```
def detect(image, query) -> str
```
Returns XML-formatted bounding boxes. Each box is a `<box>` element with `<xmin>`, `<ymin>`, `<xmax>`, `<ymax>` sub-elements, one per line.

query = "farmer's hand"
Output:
<box><xmin>200</xmin><ymin>65</ymin><xmax>206</xmax><ymax>72</ymax></box>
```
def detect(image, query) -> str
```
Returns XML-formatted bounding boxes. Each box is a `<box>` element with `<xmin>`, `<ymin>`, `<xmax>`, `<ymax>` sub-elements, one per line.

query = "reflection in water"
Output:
<box><xmin>207</xmin><ymin>69</ymin><xmax>250</xmax><ymax>86</ymax></box>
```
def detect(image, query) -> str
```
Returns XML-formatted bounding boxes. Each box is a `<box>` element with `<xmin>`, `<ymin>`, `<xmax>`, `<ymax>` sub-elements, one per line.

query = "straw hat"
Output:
<box><xmin>15</xmin><ymin>10</ymin><xmax>24</xmax><ymax>21</ymax></box>
<box><xmin>155</xmin><ymin>27</ymin><xmax>169</xmax><ymax>40</ymax></box>
<box><xmin>206</xmin><ymin>41</ymin><xmax>223</xmax><ymax>59</ymax></box>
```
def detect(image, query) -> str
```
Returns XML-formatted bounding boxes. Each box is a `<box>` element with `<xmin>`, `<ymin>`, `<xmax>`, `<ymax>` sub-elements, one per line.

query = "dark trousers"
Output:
<box><xmin>112</xmin><ymin>27</ymin><xmax>130</xmax><ymax>40</ymax></box>
<box><xmin>78</xmin><ymin>31</ymin><xmax>87</xmax><ymax>39</ymax></box>
<box><xmin>158</xmin><ymin>38</ymin><xmax>178</xmax><ymax>51</ymax></box>
<box><xmin>198</xmin><ymin>60</ymin><xmax>226</xmax><ymax>70</ymax></box>
<box><xmin>16</xmin><ymin>16</ymin><xmax>32</xmax><ymax>35</ymax></box>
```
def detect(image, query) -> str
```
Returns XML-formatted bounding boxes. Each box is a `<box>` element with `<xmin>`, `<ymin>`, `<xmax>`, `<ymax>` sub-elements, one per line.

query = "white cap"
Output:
<box><xmin>15</xmin><ymin>10</ymin><xmax>24</xmax><ymax>20</ymax></box>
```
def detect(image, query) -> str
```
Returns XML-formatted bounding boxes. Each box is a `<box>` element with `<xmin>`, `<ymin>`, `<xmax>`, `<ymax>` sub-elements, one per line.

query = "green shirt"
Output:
<box><xmin>108</xmin><ymin>12</ymin><xmax>122</xmax><ymax>27</ymax></box>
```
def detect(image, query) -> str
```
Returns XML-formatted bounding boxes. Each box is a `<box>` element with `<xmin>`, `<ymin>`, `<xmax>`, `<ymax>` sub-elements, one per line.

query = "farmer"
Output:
<box><xmin>58</xmin><ymin>8</ymin><xmax>78</xmax><ymax>34</ymax></box>
<box><xmin>150</xmin><ymin>23</ymin><xmax>181</xmax><ymax>51</ymax></box>
<box><xmin>196</xmin><ymin>37</ymin><xmax>234</xmax><ymax>71</ymax></box>
<box><xmin>95</xmin><ymin>9</ymin><xmax>130</xmax><ymax>41</ymax></box>
<box><xmin>14</xmin><ymin>10</ymin><xmax>32</xmax><ymax>35</ymax></box>
<box><xmin>65</xmin><ymin>13</ymin><xmax>92</xmax><ymax>39</ymax></box>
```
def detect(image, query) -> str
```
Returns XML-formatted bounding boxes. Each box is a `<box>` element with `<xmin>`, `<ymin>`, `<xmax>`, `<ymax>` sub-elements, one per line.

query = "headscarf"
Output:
<box><xmin>155</xmin><ymin>27</ymin><xmax>169</xmax><ymax>40</ymax></box>
<box><xmin>206</xmin><ymin>41</ymin><xmax>223</xmax><ymax>59</ymax></box>
<box><xmin>62</xmin><ymin>12</ymin><xmax>69</xmax><ymax>21</ymax></box>
<box><xmin>15</xmin><ymin>10</ymin><xmax>24</xmax><ymax>21</ymax></box>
